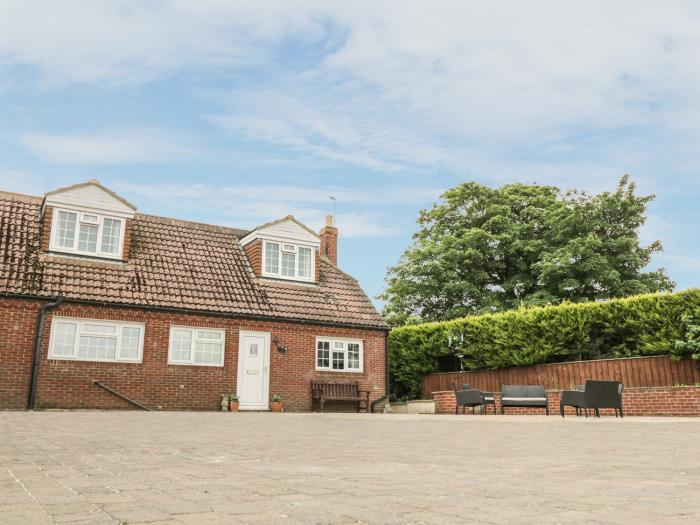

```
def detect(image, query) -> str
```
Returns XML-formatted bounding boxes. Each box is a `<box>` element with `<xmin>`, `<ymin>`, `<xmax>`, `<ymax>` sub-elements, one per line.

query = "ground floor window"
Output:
<box><xmin>168</xmin><ymin>326</ymin><xmax>225</xmax><ymax>366</ymax></box>
<box><xmin>316</xmin><ymin>337</ymin><xmax>363</xmax><ymax>372</ymax></box>
<box><xmin>48</xmin><ymin>317</ymin><xmax>144</xmax><ymax>363</ymax></box>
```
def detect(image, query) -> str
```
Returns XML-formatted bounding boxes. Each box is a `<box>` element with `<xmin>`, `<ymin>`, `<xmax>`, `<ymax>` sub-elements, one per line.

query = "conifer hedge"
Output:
<box><xmin>388</xmin><ymin>289</ymin><xmax>700</xmax><ymax>400</ymax></box>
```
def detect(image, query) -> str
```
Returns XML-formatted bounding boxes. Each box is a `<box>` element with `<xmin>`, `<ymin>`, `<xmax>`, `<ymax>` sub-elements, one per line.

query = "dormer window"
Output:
<box><xmin>43</xmin><ymin>180</ymin><xmax>137</xmax><ymax>261</ymax></box>
<box><xmin>263</xmin><ymin>241</ymin><xmax>314</xmax><ymax>281</ymax></box>
<box><xmin>241</xmin><ymin>215</ymin><xmax>321</xmax><ymax>283</ymax></box>
<box><xmin>50</xmin><ymin>208</ymin><xmax>124</xmax><ymax>259</ymax></box>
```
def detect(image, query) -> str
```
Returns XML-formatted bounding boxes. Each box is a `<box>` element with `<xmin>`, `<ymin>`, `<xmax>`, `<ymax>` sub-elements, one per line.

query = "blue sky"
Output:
<box><xmin>1</xmin><ymin>1</ymin><xmax>699</xmax><ymax>306</ymax></box>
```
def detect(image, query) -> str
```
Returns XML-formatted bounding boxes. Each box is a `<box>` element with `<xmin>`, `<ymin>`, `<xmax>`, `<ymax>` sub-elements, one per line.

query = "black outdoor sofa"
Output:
<box><xmin>560</xmin><ymin>380</ymin><xmax>624</xmax><ymax>417</ymax></box>
<box><xmin>500</xmin><ymin>385</ymin><xmax>549</xmax><ymax>415</ymax></box>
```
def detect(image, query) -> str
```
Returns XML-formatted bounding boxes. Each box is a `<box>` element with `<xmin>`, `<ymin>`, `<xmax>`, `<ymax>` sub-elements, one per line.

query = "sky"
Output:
<box><xmin>1</xmin><ymin>1</ymin><xmax>699</xmax><ymax>307</ymax></box>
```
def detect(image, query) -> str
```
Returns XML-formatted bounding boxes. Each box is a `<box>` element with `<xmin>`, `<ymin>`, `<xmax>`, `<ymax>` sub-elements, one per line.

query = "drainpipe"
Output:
<box><xmin>370</xmin><ymin>330</ymin><xmax>390</xmax><ymax>413</ymax></box>
<box><xmin>28</xmin><ymin>296</ymin><xmax>64</xmax><ymax>410</ymax></box>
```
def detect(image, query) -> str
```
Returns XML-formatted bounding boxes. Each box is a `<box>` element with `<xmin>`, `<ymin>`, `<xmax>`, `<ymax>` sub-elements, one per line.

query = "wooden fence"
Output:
<box><xmin>422</xmin><ymin>355</ymin><xmax>700</xmax><ymax>398</ymax></box>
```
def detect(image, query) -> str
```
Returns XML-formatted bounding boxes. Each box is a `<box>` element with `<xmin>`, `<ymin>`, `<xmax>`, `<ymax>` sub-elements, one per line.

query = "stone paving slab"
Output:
<box><xmin>1</xmin><ymin>412</ymin><xmax>699</xmax><ymax>524</ymax></box>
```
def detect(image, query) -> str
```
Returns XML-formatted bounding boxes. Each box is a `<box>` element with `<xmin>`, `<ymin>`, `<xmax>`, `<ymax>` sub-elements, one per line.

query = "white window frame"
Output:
<box><xmin>49</xmin><ymin>207</ymin><xmax>125</xmax><ymax>260</ymax></box>
<box><xmin>262</xmin><ymin>240</ymin><xmax>315</xmax><ymax>282</ymax></box>
<box><xmin>167</xmin><ymin>326</ymin><xmax>226</xmax><ymax>367</ymax></box>
<box><xmin>47</xmin><ymin>317</ymin><xmax>144</xmax><ymax>363</ymax></box>
<box><xmin>315</xmin><ymin>337</ymin><xmax>363</xmax><ymax>372</ymax></box>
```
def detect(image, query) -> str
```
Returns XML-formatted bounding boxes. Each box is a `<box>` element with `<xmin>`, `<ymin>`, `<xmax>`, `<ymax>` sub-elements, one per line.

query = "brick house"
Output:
<box><xmin>0</xmin><ymin>180</ymin><xmax>388</xmax><ymax>411</ymax></box>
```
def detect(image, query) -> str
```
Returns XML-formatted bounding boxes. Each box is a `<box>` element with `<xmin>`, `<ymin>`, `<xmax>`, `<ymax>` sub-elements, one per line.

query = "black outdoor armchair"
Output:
<box><xmin>452</xmin><ymin>383</ymin><xmax>484</xmax><ymax>414</ymax></box>
<box><xmin>560</xmin><ymin>380</ymin><xmax>623</xmax><ymax>418</ymax></box>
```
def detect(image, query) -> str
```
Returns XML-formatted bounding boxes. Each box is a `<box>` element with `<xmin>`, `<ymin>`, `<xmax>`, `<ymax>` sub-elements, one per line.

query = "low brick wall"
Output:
<box><xmin>433</xmin><ymin>386</ymin><xmax>700</xmax><ymax>417</ymax></box>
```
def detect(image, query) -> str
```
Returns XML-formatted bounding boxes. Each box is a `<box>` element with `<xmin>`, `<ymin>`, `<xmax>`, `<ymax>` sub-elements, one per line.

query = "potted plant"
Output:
<box><xmin>270</xmin><ymin>394</ymin><xmax>283</xmax><ymax>412</ymax></box>
<box><xmin>229</xmin><ymin>394</ymin><xmax>239</xmax><ymax>412</ymax></box>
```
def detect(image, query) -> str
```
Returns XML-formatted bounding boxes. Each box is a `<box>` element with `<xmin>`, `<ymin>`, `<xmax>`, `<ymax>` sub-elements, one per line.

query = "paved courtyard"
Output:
<box><xmin>0</xmin><ymin>412</ymin><xmax>699</xmax><ymax>524</ymax></box>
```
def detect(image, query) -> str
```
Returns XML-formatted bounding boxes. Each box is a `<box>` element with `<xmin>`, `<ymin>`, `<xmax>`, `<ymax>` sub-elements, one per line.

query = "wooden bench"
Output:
<box><xmin>311</xmin><ymin>380</ymin><xmax>370</xmax><ymax>413</ymax></box>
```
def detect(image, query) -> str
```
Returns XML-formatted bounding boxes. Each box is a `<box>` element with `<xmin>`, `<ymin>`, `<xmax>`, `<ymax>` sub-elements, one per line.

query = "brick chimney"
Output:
<box><xmin>320</xmin><ymin>215</ymin><xmax>338</xmax><ymax>265</ymax></box>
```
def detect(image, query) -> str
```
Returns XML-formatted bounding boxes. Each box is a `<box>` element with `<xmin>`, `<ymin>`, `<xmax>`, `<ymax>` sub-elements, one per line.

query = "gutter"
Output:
<box><xmin>28</xmin><ymin>296</ymin><xmax>64</xmax><ymax>410</ymax></box>
<box><xmin>371</xmin><ymin>330</ymin><xmax>390</xmax><ymax>413</ymax></box>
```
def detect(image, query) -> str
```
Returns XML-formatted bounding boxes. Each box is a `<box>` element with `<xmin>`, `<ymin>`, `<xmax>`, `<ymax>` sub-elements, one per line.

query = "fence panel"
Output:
<box><xmin>421</xmin><ymin>356</ymin><xmax>700</xmax><ymax>398</ymax></box>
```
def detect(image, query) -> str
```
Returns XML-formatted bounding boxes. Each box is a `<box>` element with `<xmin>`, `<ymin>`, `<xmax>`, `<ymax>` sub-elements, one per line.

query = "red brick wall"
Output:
<box><xmin>0</xmin><ymin>297</ymin><xmax>386</xmax><ymax>411</ymax></box>
<box><xmin>41</xmin><ymin>206</ymin><xmax>53</xmax><ymax>252</ymax></box>
<box><xmin>243</xmin><ymin>239</ymin><xmax>262</xmax><ymax>276</ymax></box>
<box><xmin>315</xmin><ymin>250</ymin><xmax>321</xmax><ymax>283</ymax></box>
<box><xmin>0</xmin><ymin>298</ymin><xmax>42</xmax><ymax>409</ymax></box>
<box><xmin>122</xmin><ymin>219</ymin><xmax>132</xmax><ymax>261</ymax></box>
<box><xmin>320</xmin><ymin>225</ymin><xmax>338</xmax><ymax>265</ymax></box>
<box><xmin>432</xmin><ymin>387</ymin><xmax>700</xmax><ymax>417</ymax></box>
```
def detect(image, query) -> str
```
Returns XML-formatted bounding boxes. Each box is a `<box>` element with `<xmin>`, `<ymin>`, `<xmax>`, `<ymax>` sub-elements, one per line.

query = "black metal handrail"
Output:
<box><xmin>92</xmin><ymin>380</ymin><xmax>150</xmax><ymax>411</ymax></box>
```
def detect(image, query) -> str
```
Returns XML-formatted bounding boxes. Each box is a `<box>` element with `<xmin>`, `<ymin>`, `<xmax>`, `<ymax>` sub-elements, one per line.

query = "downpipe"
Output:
<box><xmin>28</xmin><ymin>296</ymin><xmax>64</xmax><ymax>410</ymax></box>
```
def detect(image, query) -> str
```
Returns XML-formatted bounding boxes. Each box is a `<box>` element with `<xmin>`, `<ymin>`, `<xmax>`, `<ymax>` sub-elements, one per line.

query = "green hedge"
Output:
<box><xmin>388</xmin><ymin>289</ymin><xmax>700</xmax><ymax>401</ymax></box>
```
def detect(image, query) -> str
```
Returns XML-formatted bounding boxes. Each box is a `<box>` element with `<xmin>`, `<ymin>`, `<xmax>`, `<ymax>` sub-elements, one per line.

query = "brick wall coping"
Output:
<box><xmin>432</xmin><ymin>385</ymin><xmax>700</xmax><ymax>395</ymax></box>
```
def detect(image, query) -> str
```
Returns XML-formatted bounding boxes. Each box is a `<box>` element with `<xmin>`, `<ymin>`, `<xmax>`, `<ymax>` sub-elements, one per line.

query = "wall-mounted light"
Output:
<box><xmin>272</xmin><ymin>336</ymin><xmax>288</xmax><ymax>354</ymax></box>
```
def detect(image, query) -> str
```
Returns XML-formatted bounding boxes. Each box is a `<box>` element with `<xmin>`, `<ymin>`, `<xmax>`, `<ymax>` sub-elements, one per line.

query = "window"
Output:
<box><xmin>168</xmin><ymin>327</ymin><xmax>225</xmax><ymax>367</ymax></box>
<box><xmin>264</xmin><ymin>242</ymin><xmax>279</xmax><ymax>273</ymax></box>
<box><xmin>56</xmin><ymin>211</ymin><xmax>77</xmax><ymax>248</ymax></box>
<box><xmin>48</xmin><ymin>318</ymin><xmax>144</xmax><ymax>363</ymax></box>
<box><xmin>298</xmin><ymin>247</ymin><xmax>312</xmax><ymax>279</ymax></box>
<box><xmin>78</xmin><ymin>223</ymin><xmax>98</xmax><ymax>252</ymax></box>
<box><xmin>101</xmin><ymin>218</ymin><xmax>122</xmax><ymax>254</ymax></box>
<box><xmin>263</xmin><ymin>241</ymin><xmax>315</xmax><ymax>282</ymax></box>
<box><xmin>50</xmin><ymin>209</ymin><xmax>124</xmax><ymax>259</ymax></box>
<box><xmin>281</xmin><ymin>251</ymin><xmax>295</xmax><ymax>277</ymax></box>
<box><xmin>315</xmin><ymin>337</ymin><xmax>363</xmax><ymax>372</ymax></box>
<box><xmin>317</xmin><ymin>340</ymin><xmax>330</xmax><ymax>368</ymax></box>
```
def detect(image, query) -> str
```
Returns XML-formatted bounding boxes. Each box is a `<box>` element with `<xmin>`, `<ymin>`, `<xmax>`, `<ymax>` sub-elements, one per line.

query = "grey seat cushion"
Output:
<box><xmin>501</xmin><ymin>385</ymin><xmax>548</xmax><ymax>406</ymax></box>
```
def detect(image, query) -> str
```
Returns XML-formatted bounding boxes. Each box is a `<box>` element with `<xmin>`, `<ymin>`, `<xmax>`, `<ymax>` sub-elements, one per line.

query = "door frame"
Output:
<box><xmin>236</xmin><ymin>330</ymin><xmax>271</xmax><ymax>411</ymax></box>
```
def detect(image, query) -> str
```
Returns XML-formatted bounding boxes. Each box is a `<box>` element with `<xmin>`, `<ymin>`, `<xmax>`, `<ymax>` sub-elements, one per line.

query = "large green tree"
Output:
<box><xmin>380</xmin><ymin>176</ymin><xmax>674</xmax><ymax>325</ymax></box>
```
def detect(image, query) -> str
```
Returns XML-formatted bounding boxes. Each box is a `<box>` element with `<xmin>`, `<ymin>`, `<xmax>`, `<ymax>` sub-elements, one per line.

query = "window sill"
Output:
<box><xmin>44</xmin><ymin>251</ymin><xmax>126</xmax><ymax>264</ymax></box>
<box><xmin>47</xmin><ymin>357</ymin><xmax>142</xmax><ymax>365</ymax></box>
<box><xmin>314</xmin><ymin>369</ymin><xmax>364</xmax><ymax>375</ymax></box>
<box><xmin>167</xmin><ymin>361</ymin><xmax>225</xmax><ymax>368</ymax></box>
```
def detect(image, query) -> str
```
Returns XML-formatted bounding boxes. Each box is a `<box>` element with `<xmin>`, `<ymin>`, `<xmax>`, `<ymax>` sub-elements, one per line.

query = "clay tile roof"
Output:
<box><xmin>0</xmin><ymin>191</ymin><xmax>387</xmax><ymax>329</ymax></box>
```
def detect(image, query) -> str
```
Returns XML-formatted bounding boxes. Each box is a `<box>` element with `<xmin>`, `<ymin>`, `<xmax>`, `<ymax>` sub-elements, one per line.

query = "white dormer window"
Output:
<box><xmin>50</xmin><ymin>208</ymin><xmax>124</xmax><ymax>259</ymax></box>
<box><xmin>263</xmin><ymin>241</ymin><xmax>314</xmax><ymax>281</ymax></box>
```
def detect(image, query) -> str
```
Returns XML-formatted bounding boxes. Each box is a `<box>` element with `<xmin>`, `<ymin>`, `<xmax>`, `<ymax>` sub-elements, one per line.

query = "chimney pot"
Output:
<box><xmin>325</xmin><ymin>214</ymin><xmax>333</xmax><ymax>226</ymax></box>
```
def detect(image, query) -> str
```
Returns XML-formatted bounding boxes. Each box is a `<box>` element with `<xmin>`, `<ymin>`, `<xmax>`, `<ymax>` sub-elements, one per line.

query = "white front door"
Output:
<box><xmin>236</xmin><ymin>331</ymin><xmax>271</xmax><ymax>410</ymax></box>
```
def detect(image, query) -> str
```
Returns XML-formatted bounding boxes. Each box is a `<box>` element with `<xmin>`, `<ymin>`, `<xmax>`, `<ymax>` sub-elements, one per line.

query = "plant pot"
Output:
<box><xmin>229</xmin><ymin>401</ymin><xmax>239</xmax><ymax>412</ymax></box>
<box><xmin>270</xmin><ymin>401</ymin><xmax>283</xmax><ymax>412</ymax></box>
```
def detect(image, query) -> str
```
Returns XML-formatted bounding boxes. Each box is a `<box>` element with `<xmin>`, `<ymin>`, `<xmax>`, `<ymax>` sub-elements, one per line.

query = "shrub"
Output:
<box><xmin>671</xmin><ymin>311</ymin><xmax>700</xmax><ymax>361</ymax></box>
<box><xmin>388</xmin><ymin>289</ymin><xmax>700</xmax><ymax>400</ymax></box>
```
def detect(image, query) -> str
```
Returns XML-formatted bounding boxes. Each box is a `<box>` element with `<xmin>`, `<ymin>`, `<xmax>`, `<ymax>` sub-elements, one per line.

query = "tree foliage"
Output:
<box><xmin>672</xmin><ymin>312</ymin><xmax>700</xmax><ymax>361</ymax></box>
<box><xmin>389</xmin><ymin>289</ymin><xmax>700</xmax><ymax>401</ymax></box>
<box><xmin>380</xmin><ymin>176</ymin><xmax>674</xmax><ymax>326</ymax></box>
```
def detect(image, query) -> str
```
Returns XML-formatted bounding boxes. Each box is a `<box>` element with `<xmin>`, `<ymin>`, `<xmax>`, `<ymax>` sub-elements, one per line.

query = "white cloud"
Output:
<box><xmin>209</xmin><ymin>90</ymin><xmax>458</xmax><ymax>173</ymax></box>
<box><xmin>112</xmin><ymin>180</ymin><xmax>429</xmax><ymax>237</ymax></box>
<box><xmin>20</xmin><ymin>128</ymin><xmax>194</xmax><ymax>164</ymax></box>
<box><xmin>0</xmin><ymin>169</ymin><xmax>47</xmax><ymax>196</ymax></box>
<box><xmin>3</xmin><ymin>2</ymin><xmax>700</xmax><ymax>196</ymax></box>
<box><xmin>0</xmin><ymin>1</ymin><xmax>321</xmax><ymax>87</ymax></box>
